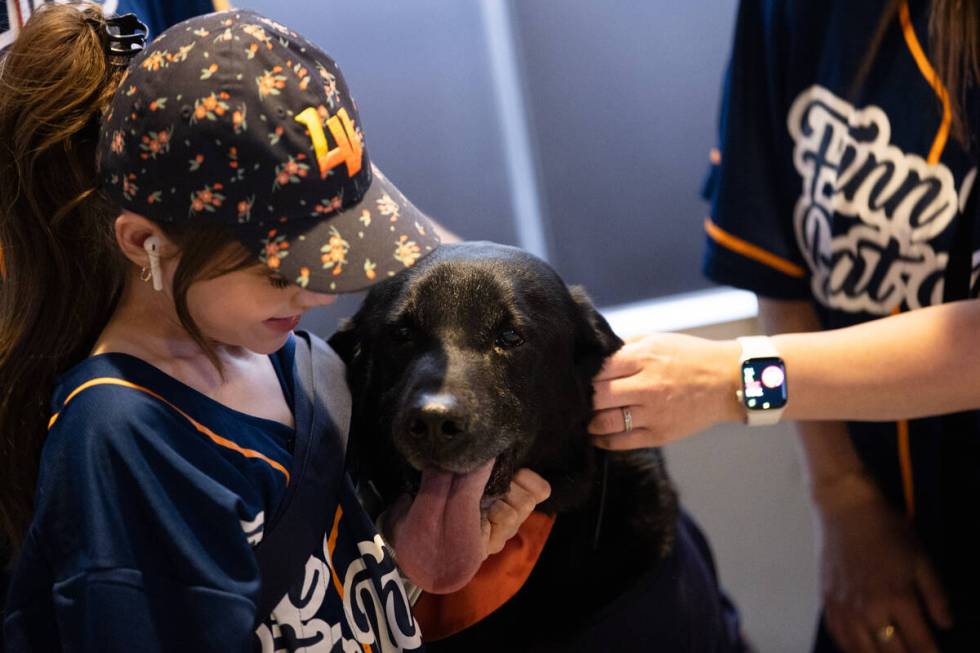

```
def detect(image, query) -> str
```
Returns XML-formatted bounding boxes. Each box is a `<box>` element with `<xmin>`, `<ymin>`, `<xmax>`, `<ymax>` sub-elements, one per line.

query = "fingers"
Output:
<box><xmin>593</xmin><ymin>428</ymin><xmax>660</xmax><ymax>450</ymax></box>
<box><xmin>485</xmin><ymin>501</ymin><xmax>519</xmax><ymax>555</ymax></box>
<box><xmin>826</xmin><ymin>608</ymin><xmax>877</xmax><ymax>653</ymax></box>
<box><xmin>510</xmin><ymin>468</ymin><xmax>551</xmax><ymax>503</ymax></box>
<box><xmin>825</xmin><ymin>610</ymin><xmax>870</xmax><ymax>653</ymax></box>
<box><xmin>484</xmin><ymin>469</ymin><xmax>551</xmax><ymax>556</ymax></box>
<box><xmin>825</xmin><ymin>593</ymin><xmax>941</xmax><ymax>653</ymax></box>
<box><xmin>593</xmin><ymin>350</ymin><xmax>642</xmax><ymax>382</ymax></box>
<box><xmin>589</xmin><ymin>404</ymin><xmax>660</xmax><ymax>448</ymax></box>
<box><xmin>588</xmin><ymin>406</ymin><xmax>635</xmax><ymax>436</ymax></box>
<box><xmin>913</xmin><ymin>556</ymin><xmax>952</xmax><ymax>629</ymax></box>
<box><xmin>850</xmin><ymin>632</ymin><xmax>880</xmax><ymax>653</ymax></box>
<box><xmin>592</xmin><ymin>377</ymin><xmax>647</xmax><ymax>411</ymax></box>
<box><xmin>888</xmin><ymin>597</ymin><xmax>938</xmax><ymax>653</ymax></box>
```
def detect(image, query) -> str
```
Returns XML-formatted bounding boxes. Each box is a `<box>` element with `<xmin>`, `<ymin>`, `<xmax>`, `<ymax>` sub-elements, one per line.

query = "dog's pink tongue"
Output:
<box><xmin>390</xmin><ymin>460</ymin><xmax>495</xmax><ymax>594</ymax></box>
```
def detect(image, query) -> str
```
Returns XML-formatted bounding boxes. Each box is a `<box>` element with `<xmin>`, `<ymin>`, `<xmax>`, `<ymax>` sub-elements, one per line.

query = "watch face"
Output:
<box><xmin>741</xmin><ymin>357</ymin><xmax>787</xmax><ymax>410</ymax></box>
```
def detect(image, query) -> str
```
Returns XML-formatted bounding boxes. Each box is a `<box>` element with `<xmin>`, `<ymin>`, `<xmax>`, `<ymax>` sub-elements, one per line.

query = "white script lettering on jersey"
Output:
<box><xmin>787</xmin><ymin>84</ymin><xmax>960</xmax><ymax>313</ymax></box>
<box><xmin>241</xmin><ymin>510</ymin><xmax>265</xmax><ymax>547</ymax></box>
<box><xmin>255</xmin><ymin>533</ymin><xmax>422</xmax><ymax>652</ymax></box>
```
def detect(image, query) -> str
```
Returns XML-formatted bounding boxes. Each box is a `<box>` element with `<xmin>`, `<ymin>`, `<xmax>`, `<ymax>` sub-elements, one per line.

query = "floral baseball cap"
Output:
<box><xmin>98</xmin><ymin>10</ymin><xmax>440</xmax><ymax>293</ymax></box>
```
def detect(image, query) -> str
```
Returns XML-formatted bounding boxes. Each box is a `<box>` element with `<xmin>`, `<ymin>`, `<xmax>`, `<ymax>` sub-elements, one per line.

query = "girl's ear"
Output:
<box><xmin>114</xmin><ymin>210</ymin><xmax>172</xmax><ymax>268</ymax></box>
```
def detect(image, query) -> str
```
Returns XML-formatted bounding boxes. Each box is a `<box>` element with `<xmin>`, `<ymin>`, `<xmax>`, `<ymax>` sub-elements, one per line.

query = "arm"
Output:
<box><xmin>760</xmin><ymin>298</ymin><xmax>950</xmax><ymax>653</ymax></box>
<box><xmin>756</xmin><ymin>298</ymin><xmax>870</xmax><ymax>488</ymax></box>
<box><xmin>589</xmin><ymin>297</ymin><xmax>980</xmax><ymax>448</ymax></box>
<box><xmin>774</xmin><ymin>298</ymin><xmax>980</xmax><ymax>422</ymax></box>
<box><xmin>589</xmin><ymin>299</ymin><xmax>953</xmax><ymax>652</ymax></box>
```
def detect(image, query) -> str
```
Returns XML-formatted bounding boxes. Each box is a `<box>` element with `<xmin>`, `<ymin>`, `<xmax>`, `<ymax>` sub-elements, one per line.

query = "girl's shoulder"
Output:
<box><xmin>40</xmin><ymin>350</ymin><xmax>294</xmax><ymax>508</ymax></box>
<box><xmin>45</xmin><ymin>353</ymin><xmax>200</xmax><ymax>460</ymax></box>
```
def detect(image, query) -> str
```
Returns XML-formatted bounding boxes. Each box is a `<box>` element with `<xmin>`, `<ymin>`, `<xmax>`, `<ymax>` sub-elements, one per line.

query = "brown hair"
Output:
<box><xmin>856</xmin><ymin>0</ymin><xmax>978</xmax><ymax>147</ymax></box>
<box><xmin>0</xmin><ymin>3</ymin><xmax>250</xmax><ymax>554</ymax></box>
<box><xmin>930</xmin><ymin>0</ymin><xmax>980</xmax><ymax>146</ymax></box>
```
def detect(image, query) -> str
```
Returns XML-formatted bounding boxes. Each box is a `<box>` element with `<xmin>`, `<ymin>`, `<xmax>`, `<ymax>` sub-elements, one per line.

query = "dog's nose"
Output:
<box><xmin>407</xmin><ymin>393</ymin><xmax>467</xmax><ymax>442</ymax></box>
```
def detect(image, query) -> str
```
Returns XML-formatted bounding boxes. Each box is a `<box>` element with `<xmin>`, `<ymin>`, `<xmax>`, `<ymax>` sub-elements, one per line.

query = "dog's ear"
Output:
<box><xmin>328</xmin><ymin>317</ymin><xmax>361</xmax><ymax>365</ymax></box>
<box><xmin>569</xmin><ymin>285</ymin><xmax>623</xmax><ymax>377</ymax></box>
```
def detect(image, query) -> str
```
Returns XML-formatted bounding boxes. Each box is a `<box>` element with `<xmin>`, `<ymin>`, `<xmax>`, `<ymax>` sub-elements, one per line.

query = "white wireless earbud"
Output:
<box><xmin>143</xmin><ymin>236</ymin><xmax>163</xmax><ymax>291</ymax></box>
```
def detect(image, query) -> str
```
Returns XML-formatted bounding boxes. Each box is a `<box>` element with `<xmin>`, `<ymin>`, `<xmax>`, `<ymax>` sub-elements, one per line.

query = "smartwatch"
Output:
<box><xmin>736</xmin><ymin>336</ymin><xmax>787</xmax><ymax>426</ymax></box>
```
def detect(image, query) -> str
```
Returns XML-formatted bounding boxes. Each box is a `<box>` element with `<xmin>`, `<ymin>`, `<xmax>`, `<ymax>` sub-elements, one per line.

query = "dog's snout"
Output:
<box><xmin>407</xmin><ymin>393</ymin><xmax>467</xmax><ymax>442</ymax></box>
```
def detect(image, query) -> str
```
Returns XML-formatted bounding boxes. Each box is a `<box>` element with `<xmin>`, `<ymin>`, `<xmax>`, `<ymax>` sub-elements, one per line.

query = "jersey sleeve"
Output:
<box><xmin>115</xmin><ymin>0</ymin><xmax>222</xmax><ymax>39</ymax></box>
<box><xmin>701</xmin><ymin>0</ymin><xmax>810</xmax><ymax>299</ymax></box>
<box><xmin>4</xmin><ymin>387</ymin><xmax>263</xmax><ymax>651</ymax></box>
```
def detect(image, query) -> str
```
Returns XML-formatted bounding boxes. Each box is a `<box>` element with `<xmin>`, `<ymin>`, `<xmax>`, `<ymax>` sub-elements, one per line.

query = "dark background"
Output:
<box><xmin>236</xmin><ymin>0</ymin><xmax>739</xmax><ymax>333</ymax></box>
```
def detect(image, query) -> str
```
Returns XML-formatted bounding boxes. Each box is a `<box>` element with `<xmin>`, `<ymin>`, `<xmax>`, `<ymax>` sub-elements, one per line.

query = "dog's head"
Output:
<box><xmin>330</xmin><ymin>242</ymin><xmax>621</xmax><ymax>592</ymax></box>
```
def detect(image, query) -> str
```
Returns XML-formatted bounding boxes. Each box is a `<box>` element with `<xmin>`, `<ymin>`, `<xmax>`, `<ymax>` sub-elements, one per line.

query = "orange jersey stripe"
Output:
<box><xmin>323</xmin><ymin>506</ymin><xmax>372</xmax><ymax>653</ymax></box>
<box><xmin>898</xmin><ymin>0</ymin><xmax>951</xmax><ymax>164</ymax></box>
<box><xmin>326</xmin><ymin>505</ymin><xmax>346</xmax><ymax>598</ymax></box>
<box><xmin>704</xmin><ymin>217</ymin><xmax>806</xmax><ymax>278</ymax></box>
<box><xmin>896</xmin><ymin>419</ymin><xmax>915</xmax><ymax>518</ymax></box>
<box><xmin>49</xmin><ymin>377</ymin><xmax>291</xmax><ymax>483</ymax></box>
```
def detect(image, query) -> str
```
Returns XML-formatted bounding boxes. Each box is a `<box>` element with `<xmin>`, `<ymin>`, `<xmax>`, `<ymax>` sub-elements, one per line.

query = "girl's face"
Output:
<box><xmin>184</xmin><ymin>263</ymin><xmax>336</xmax><ymax>354</ymax></box>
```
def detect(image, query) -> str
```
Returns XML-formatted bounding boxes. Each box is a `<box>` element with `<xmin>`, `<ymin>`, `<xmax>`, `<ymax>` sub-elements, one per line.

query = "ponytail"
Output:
<box><xmin>855</xmin><ymin>0</ymin><xmax>978</xmax><ymax>149</ymax></box>
<box><xmin>930</xmin><ymin>0</ymin><xmax>979</xmax><ymax>148</ymax></box>
<box><xmin>0</xmin><ymin>2</ymin><xmax>127</xmax><ymax>552</ymax></box>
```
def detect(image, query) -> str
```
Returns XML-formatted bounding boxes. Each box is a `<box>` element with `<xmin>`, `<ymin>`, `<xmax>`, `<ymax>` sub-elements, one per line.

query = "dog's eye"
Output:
<box><xmin>390</xmin><ymin>324</ymin><xmax>414</xmax><ymax>343</ymax></box>
<box><xmin>495</xmin><ymin>328</ymin><xmax>524</xmax><ymax>350</ymax></box>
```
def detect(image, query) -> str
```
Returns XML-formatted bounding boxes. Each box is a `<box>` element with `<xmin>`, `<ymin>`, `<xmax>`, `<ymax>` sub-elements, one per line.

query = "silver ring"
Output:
<box><xmin>622</xmin><ymin>406</ymin><xmax>633</xmax><ymax>433</ymax></box>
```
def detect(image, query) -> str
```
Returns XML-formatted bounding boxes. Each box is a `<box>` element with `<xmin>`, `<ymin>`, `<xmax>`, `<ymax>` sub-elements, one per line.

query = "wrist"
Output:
<box><xmin>711</xmin><ymin>339</ymin><xmax>744</xmax><ymax>425</ymax></box>
<box><xmin>735</xmin><ymin>335</ymin><xmax>788</xmax><ymax>426</ymax></box>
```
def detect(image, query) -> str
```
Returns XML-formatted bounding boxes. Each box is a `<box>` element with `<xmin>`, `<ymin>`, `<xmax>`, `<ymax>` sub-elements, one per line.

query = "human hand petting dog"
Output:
<box><xmin>482</xmin><ymin>468</ymin><xmax>551</xmax><ymax>555</ymax></box>
<box><xmin>589</xmin><ymin>333</ymin><xmax>741</xmax><ymax>449</ymax></box>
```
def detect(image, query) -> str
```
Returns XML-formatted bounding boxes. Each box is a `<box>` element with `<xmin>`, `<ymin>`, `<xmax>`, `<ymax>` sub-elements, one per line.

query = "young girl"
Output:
<box><xmin>0</xmin><ymin>4</ymin><xmax>549</xmax><ymax>650</ymax></box>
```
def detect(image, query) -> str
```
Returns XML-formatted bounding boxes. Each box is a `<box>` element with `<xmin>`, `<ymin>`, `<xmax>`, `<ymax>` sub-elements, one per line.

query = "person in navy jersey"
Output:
<box><xmin>0</xmin><ymin>0</ymin><xmax>219</xmax><ymax>634</ymax></box>
<box><xmin>589</xmin><ymin>1</ymin><xmax>978</xmax><ymax>652</ymax></box>
<box><xmin>0</xmin><ymin>4</ymin><xmax>549</xmax><ymax>651</ymax></box>
<box><xmin>0</xmin><ymin>0</ymin><xmax>223</xmax><ymax>50</ymax></box>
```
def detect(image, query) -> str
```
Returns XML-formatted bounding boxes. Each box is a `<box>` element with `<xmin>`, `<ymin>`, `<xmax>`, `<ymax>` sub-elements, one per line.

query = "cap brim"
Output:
<box><xmin>250</xmin><ymin>164</ymin><xmax>441</xmax><ymax>293</ymax></box>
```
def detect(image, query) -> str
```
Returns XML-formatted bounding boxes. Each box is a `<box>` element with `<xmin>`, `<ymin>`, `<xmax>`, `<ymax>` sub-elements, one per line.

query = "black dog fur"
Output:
<box><xmin>330</xmin><ymin>242</ymin><xmax>742</xmax><ymax>652</ymax></box>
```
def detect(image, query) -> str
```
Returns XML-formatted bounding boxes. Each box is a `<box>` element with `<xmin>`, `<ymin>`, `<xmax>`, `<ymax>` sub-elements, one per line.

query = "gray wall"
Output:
<box><xmin>511</xmin><ymin>0</ymin><xmax>736</xmax><ymax>303</ymax></box>
<box><xmin>238</xmin><ymin>0</ymin><xmax>738</xmax><ymax>331</ymax></box>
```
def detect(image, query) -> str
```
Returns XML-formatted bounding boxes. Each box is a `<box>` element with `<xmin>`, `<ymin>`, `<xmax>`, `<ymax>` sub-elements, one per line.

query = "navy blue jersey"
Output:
<box><xmin>1</xmin><ymin>0</ymin><xmax>220</xmax><ymax>50</ymax></box>
<box><xmin>703</xmin><ymin>0</ymin><xmax>980</xmax><ymax>641</ymax></box>
<box><xmin>3</xmin><ymin>336</ymin><xmax>422</xmax><ymax>652</ymax></box>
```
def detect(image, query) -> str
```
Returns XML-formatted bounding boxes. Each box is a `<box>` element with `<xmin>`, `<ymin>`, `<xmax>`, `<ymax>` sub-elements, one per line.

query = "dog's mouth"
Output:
<box><xmin>386</xmin><ymin>397</ymin><xmax>526</xmax><ymax>594</ymax></box>
<box><xmin>400</xmin><ymin>444</ymin><xmax>519</xmax><ymax>508</ymax></box>
<box><xmin>388</xmin><ymin>458</ymin><xmax>498</xmax><ymax>595</ymax></box>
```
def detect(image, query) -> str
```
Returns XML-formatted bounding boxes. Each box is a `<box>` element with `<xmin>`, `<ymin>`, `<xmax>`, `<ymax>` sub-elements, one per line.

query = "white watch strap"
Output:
<box><xmin>737</xmin><ymin>336</ymin><xmax>785</xmax><ymax>426</ymax></box>
<box><xmin>745</xmin><ymin>402</ymin><xmax>783</xmax><ymax>426</ymax></box>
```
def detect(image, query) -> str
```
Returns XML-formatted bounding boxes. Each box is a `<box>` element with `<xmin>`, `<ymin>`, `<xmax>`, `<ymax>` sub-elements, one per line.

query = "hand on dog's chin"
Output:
<box><xmin>384</xmin><ymin>459</ymin><xmax>496</xmax><ymax>595</ymax></box>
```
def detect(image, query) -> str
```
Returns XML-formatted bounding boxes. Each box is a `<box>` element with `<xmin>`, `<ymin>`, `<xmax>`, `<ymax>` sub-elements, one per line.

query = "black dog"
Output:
<box><xmin>330</xmin><ymin>242</ymin><xmax>744</xmax><ymax>652</ymax></box>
